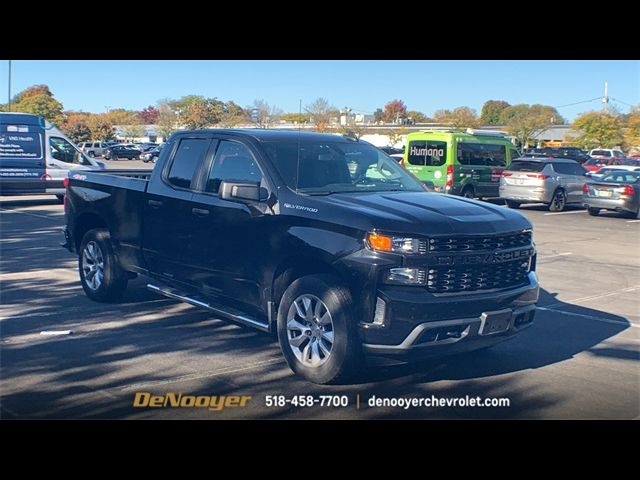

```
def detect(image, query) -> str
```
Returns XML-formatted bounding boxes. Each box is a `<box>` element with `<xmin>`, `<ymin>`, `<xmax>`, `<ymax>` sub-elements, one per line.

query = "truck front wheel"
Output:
<box><xmin>277</xmin><ymin>274</ymin><xmax>363</xmax><ymax>384</ymax></box>
<box><xmin>79</xmin><ymin>229</ymin><xmax>128</xmax><ymax>302</ymax></box>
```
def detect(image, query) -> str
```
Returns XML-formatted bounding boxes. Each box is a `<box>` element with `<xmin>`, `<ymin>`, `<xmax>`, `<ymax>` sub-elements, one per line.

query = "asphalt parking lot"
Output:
<box><xmin>1</xmin><ymin>165</ymin><xmax>639</xmax><ymax>419</ymax></box>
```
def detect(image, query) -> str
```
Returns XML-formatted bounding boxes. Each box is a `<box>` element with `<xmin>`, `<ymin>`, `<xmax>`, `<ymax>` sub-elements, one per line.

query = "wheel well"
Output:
<box><xmin>74</xmin><ymin>213</ymin><xmax>108</xmax><ymax>251</ymax></box>
<box><xmin>272</xmin><ymin>257</ymin><xmax>344</xmax><ymax>306</ymax></box>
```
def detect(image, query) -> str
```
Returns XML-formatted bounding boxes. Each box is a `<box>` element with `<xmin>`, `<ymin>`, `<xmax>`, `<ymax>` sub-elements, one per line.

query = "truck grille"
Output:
<box><xmin>427</xmin><ymin>259</ymin><xmax>530</xmax><ymax>293</ymax></box>
<box><xmin>426</xmin><ymin>231</ymin><xmax>532</xmax><ymax>252</ymax></box>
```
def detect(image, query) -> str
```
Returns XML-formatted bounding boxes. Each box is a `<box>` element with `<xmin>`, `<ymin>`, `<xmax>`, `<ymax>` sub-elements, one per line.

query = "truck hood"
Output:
<box><xmin>311</xmin><ymin>191</ymin><xmax>531</xmax><ymax>236</ymax></box>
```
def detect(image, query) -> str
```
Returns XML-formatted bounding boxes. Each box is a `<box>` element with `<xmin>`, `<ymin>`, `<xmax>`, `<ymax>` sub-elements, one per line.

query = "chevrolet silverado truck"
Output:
<box><xmin>63</xmin><ymin>129</ymin><xmax>539</xmax><ymax>384</ymax></box>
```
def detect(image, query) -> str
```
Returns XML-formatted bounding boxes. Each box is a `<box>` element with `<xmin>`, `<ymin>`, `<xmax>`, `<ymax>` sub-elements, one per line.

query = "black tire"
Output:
<box><xmin>277</xmin><ymin>274</ymin><xmax>363</xmax><ymax>384</ymax></box>
<box><xmin>78</xmin><ymin>229</ymin><xmax>128</xmax><ymax>302</ymax></box>
<box><xmin>587</xmin><ymin>207</ymin><xmax>600</xmax><ymax>216</ymax></box>
<box><xmin>56</xmin><ymin>194</ymin><xmax>65</xmax><ymax>204</ymax></box>
<box><xmin>506</xmin><ymin>200</ymin><xmax>521</xmax><ymax>209</ymax></box>
<box><xmin>88</xmin><ymin>151</ymin><xmax>95</xmax><ymax>157</ymax></box>
<box><xmin>548</xmin><ymin>189</ymin><xmax>566</xmax><ymax>212</ymax></box>
<box><xmin>112</xmin><ymin>153</ymin><xmax>119</xmax><ymax>161</ymax></box>
<box><xmin>461</xmin><ymin>187</ymin><xmax>475</xmax><ymax>199</ymax></box>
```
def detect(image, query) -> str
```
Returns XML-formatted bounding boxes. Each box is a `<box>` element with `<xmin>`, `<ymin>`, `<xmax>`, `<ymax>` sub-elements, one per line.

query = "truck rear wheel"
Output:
<box><xmin>277</xmin><ymin>274</ymin><xmax>363</xmax><ymax>384</ymax></box>
<box><xmin>79</xmin><ymin>229</ymin><xmax>128</xmax><ymax>302</ymax></box>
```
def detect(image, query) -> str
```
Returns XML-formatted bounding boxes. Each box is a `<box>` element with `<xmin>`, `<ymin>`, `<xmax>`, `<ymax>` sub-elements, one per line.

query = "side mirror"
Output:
<box><xmin>219</xmin><ymin>181</ymin><xmax>267</xmax><ymax>202</ymax></box>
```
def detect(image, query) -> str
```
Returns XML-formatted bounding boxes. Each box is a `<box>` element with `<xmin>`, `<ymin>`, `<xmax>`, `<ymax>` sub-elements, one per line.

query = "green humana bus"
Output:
<box><xmin>402</xmin><ymin>129</ymin><xmax>521</xmax><ymax>198</ymax></box>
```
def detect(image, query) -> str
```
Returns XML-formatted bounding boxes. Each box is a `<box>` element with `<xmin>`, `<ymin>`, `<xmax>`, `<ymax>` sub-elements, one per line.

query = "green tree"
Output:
<box><xmin>434</xmin><ymin>106</ymin><xmax>479</xmax><ymax>130</ymax></box>
<box><xmin>219</xmin><ymin>101</ymin><xmax>247</xmax><ymax>127</ymax></box>
<box><xmin>571</xmin><ymin>111</ymin><xmax>624</xmax><ymax>150</ymax></box>
<box><xmin>480</xmin><ymin>100</ymin><xmax>511</xmax><ymax>125</ymax></box>
<box><xmin>406</xmin><ymin>111</ymin><xmax>431</xmax><ymax>123</ymax></box>
<box><xmin>10</xmin><ymin>84</ymin><xmax>64</xmax><ymax>125</ymax></box>
<box><xmin>172</xmin><ymin>95</ymin><xmax>225</xmax><ymax>129</ymax></box>
<box><xmin>121</xmin><ymin>124</ymin><xmax>145</xmax><ymax>141</ymax></box>
<box><xmin>104</xmin><ymin>109</ymin><xmax>140</xmax><ymax>126</ymax></box>
<box><xmin>87</xmin><ymin>115</ymin><xmax>115</xmax><ymax>141</ymax></box>
<box><xmin>500</xmin><ymin>104</ymin><xmax>564</xmax><ymax>148</ymax></box>
<box><xmin>62</xmin><ymin>116</ymin><xmax>92</xmax><ymax>143</ymax></box>
<box><xmin>305</xmin><ymin>97</ymin><xmax>335</xmax><ymax>132</ymax></box>
<box><xmin>622</xmin><ymin>106</ymin><xmax>640</xmax><ymax>151</ymax></box>
<box><xmin>156</xmin><ymin>99</ymin><xmax>178</xmax><ymax>139</ymax></box>
<box><xmin>382</xmin><ymin>99</ymin><xmax>407</xmax><ymax>123</ymax></box>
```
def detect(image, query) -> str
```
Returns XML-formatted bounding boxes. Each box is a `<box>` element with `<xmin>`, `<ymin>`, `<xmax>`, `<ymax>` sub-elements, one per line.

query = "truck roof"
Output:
<box><xmin>174</xmin><ymin>128</ymin><xmax>355</xmax><ymax>143</ymax></box>
<box><xmin>0</xmin><ymin>112</ymin><xmax>44</xmax><ymax>126</ymax></box>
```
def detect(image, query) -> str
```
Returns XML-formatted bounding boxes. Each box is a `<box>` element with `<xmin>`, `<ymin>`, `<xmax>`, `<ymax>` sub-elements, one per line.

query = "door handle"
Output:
<box><xmin>192</xmin><ymin>207</ymin><xmax>210</xmax><ymax>217</ymax></box>
<box><xmin>148</xmin><ymin>199</ymin><xmax>163</xmax><ymax>208</ymax></box>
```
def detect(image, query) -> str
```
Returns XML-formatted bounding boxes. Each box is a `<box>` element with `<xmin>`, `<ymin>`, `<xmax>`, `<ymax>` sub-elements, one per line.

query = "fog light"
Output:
<box><xmin>384</xmin><ymin>268</ymin><xmax>427</xmax><ymax>286</ymax></box>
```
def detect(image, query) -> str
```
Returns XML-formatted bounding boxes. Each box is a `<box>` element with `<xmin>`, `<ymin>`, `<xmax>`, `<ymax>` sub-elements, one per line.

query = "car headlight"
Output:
<box><xmin>366</xmin><ymin>232</ymin><xmax>425</xmax><ymax>254</ymax></box>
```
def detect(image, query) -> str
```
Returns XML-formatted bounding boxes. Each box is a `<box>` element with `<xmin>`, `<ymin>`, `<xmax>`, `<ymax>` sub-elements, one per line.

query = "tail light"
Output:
<box><xmin>445</xmin><ymin>165</ymin><xmax>453</xmax><ymax>190</ymax></box>
<box><xmin>63</xmin><ymin>177</ymin><xmax>70</xmax><ymax>188</ymax></box>
<box><xmin>526</xmin><ymin>174</ymin><xmax>549</xmax><ymax>180</ymax></box>
<box><xmin>582</xmin><ymin>183</ymin><xmax>589</xmax><ymax>193</ymax></box>
<box><xmin>622</xmin><ymin>185</ymin><xmax>635</xmax><ymax>196</ymax></box>
<box><xmin>502</xmin><ymin>171</ymin><xmax>512</xmax><ymax>177</ymax></box>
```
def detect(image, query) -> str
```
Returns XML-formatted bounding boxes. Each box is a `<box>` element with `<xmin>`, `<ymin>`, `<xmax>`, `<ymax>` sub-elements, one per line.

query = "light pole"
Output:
<box><xmin>8</xmin><ymin>60</ymin><xmax>12</xmax><ymax>111</ymax></box>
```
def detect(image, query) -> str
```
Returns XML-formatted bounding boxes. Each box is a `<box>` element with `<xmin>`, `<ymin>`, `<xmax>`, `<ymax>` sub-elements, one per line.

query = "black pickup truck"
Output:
<box><xmin>63</xmin><ymin>129</ymin><xmax>539</xmax><ymax>384</ymax></box>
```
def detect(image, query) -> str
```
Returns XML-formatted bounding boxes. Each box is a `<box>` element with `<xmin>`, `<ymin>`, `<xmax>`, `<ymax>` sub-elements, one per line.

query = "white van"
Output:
<box><xmin>0</xmin><ymin>112</ymin><xmax>105</xmax><ymax>202</ymax></box>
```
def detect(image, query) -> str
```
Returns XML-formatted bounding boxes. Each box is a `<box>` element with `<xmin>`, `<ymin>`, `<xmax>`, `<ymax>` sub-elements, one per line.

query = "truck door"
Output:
<box><xmin>142</xmin><ymin>137</ymin><xmax>213</xmax><ymax>285</ymax></box>
<box><xmin>0</xmin><ymin>120</ymin><xmax>46</xmax><ymax>194</ymax></box>
<box><xmin>188</xmin><ymin>138</ymin><xmax>269</xmax><ymax>309</ymax></box>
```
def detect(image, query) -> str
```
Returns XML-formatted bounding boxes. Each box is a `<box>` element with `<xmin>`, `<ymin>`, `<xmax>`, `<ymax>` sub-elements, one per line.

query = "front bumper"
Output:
<box><xmin>584</xmin><ymin>196</ymin><xmax>637</xmax><ymax>214</ymax></box>
<box><xmin>360</xmin><ymin>272</ymin><xmax>539</xmax><ymax>360</ymax></box>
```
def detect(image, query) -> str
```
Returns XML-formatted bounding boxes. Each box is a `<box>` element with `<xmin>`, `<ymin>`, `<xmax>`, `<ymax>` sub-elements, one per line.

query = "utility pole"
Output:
<box><xmin>602</xmin><ymin>81</ymin><xmax>609</xmax><ymax>114</ymax></box>
<box><xmin>8</xmin><ymin>60</ymin><xmax>12</xmax><ymax>111</ymax></box>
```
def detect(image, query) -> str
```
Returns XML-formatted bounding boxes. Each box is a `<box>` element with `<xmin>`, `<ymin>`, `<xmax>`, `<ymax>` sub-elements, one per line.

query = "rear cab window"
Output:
<box><xmin>166</xmin><ymin>138</ymin><xmax>211</xmax><ymax>189</ymax></box>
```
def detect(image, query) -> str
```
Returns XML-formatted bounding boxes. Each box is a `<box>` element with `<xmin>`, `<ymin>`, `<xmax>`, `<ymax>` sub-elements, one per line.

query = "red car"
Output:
<box><xmin>583</xmin><ymin>157</ymin><xmax>625</xmax><ymax>172</ymax></box>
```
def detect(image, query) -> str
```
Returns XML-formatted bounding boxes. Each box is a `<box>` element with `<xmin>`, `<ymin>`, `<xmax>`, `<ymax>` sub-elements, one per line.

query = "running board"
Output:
<box><xmin>147</xmin><ymin>284</ymin><xmax>270</xmax><ymax>332</ymax></box>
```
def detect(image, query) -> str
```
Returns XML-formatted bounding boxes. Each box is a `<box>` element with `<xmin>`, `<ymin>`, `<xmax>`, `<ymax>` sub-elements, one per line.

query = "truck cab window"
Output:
<box><xmin>50</xmin><ymin>137</ymin><xmax>82</xmax><ymax>164</ymax></box>
<box><xmin>206</xmin><ymin>141</ymin><xmax>262</xmax><ymax>194</ymax></box>
<box><xmin>167</xmin><ymin>138</ymin><xmax>210</xmax><ymax>189</ymax></box>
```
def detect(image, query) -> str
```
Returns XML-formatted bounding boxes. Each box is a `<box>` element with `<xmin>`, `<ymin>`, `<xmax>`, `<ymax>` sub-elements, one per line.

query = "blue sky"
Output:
<box><xmin>0</xmin><ymin>60</ymin><xmax>637</xmax><ymax>120</ymax></box>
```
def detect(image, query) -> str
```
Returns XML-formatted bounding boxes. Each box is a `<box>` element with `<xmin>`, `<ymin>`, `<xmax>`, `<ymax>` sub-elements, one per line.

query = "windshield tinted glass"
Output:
<box><xmin>263</xmin><ymin>140</ymin><xmax>425</xmax><ymax>194</ymax></box>
<box><xmin>507</xmin><ymin>161</ymin><xmax>546</xmax><ymax>172</ymax></box>
<box><xmin>591</xmin><ymin>150</ymin><xmax>610</xmax><ymax>157</ymax></box>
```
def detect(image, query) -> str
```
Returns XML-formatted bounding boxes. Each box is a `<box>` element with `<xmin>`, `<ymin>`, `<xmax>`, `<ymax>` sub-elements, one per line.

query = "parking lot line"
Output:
<box><xmin>543</xmin><ymin>210</ymin><xmax>586</xmax><ymax>216</ymax></box>
<box><xmin>543</xmin><ymin>285</ymin><xmax>640</xmax><ymax>308</ymax></box>
<box><xmin>0</xmin><ymin>207</ymin><xmax>61</xmax><ymax>221</ymax></box>
<box><xmin>541</xmin><ymin>252</ymin><xmax>572</xmax><ymax>259</ymax></box>
<box><xmin>537</xmin><ymin>307</ymin><xmax>638</xmax><ymax>328</ymax></box>
<box><xmin>626</xmin><ymin>219</ymin><xmax>640</xmax><ymax>223</ymax></box>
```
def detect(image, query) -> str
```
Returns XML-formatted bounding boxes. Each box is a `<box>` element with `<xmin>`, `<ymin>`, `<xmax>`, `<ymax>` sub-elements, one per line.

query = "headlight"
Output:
<box><xmin>366</xmin><ymin>232</ymin><xmax>425</xmax><ymax>254</ymax></box>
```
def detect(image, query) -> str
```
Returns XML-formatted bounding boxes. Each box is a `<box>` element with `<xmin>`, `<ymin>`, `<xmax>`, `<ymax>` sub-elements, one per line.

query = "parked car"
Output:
<box><xmin>78</xmin><ymin>141</ymin><xmax>111</xmax><ymax>157</ymax></box>
<box><xmin>380</xmin><ymin>146</ymin><xmax>404</xmax><ymax>155</ymax></box>
<box><xmin>583</xmin><ymin>157</ymin><xmax>625</xmax><ymax>172</ymax></box>
<box><xmin>142</xmin><ymin>144</ymin><xmax>164</xmax><ymax>163</ymax></box>
<box><xmin>524</xmin><ymin>147</ymin><xmax>590</xmax><ymax>164</ymax></box>
<box><xmin>499</xmin><ymin>157</ymin><xmax>588</xmax><ymax>211</ymax></box>
<box><xmin>588</xmin><ymin>166</ymin><xmax>638</xmax><ymax>179</ymax></box>
<box><xmin>104</xmin><ymin>144</ymin><xmax>141</xmax><ymax>160</ymax></box>
<box><xmin>140</xmin><ymin>143</ymin><xmax>159</xmax><ymax>152</ymax></box>
<box><xmin>63</xmin><ymin>129</ymin><xmax>539</xmax><ymax>384</ymax></box>
<box><xmin>403</xmin><ymin>129</ymin><xmax>520</xmax><ymax>198</ymax></box>
<box><xmin>589</xmin><ymin>148</ymin><xmax>624</xmax><ymax>159</ymax></box>
<box><xmin>1</xmin><ymin>113</ymin><xmax>105</xmax><ymax>202</ymax></box>
<box><xmin>583</xmin><ymin>170</ymin><xmax>640</xmax><ymax>218</ymax></box>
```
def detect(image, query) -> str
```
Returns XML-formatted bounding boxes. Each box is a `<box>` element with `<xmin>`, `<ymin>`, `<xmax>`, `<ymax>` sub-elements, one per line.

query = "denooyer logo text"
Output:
<box><xmin>133</xmin><ymin>392</ymin><xmax>252</xmax><ymax>412</ymax></box>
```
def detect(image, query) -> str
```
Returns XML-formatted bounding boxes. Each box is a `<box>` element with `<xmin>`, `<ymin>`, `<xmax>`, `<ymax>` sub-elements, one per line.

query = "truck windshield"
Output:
<box><xmin>263</xmin><ymin>140</ymin><xmax>425</xmax><ymax>194</ymax></box>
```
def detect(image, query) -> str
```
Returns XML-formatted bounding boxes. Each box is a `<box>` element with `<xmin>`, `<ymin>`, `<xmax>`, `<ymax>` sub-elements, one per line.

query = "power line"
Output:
<box><xmin>553</xmin><ymin>97</ymin><xmax>602</xmax><ymax>109</ymax></box>
<box><xmin>611</xmin><ymin>97</ymin><xmax>636</xmax><ymax>108</ymax></box>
